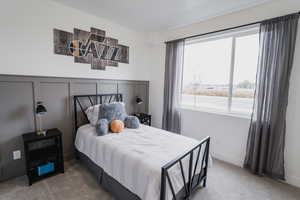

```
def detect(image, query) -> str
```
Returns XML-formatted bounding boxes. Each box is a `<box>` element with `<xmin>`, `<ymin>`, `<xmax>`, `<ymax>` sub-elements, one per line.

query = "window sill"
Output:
<box><xmin>179</xmin><ymin>105</ymin><xmax>252</xmax><ymax>120</ymax></box>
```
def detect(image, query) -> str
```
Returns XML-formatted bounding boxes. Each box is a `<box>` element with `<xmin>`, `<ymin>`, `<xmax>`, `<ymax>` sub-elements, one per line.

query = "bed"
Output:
<box><xmin>73</xmin><ymin>94</ymin><xmax>210</xmax><ymax>200</ymax></box>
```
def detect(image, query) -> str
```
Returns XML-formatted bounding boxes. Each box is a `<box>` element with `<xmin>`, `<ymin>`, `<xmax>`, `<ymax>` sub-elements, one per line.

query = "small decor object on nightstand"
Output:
<box><xmin>133</xmin><ymin>113</ymin><xmax>151</xmax><ymax>126</ymax></box>
<box><xmin>36</xmin><ymin>101</ymin><xmax>47</xmax><ymax>136</ymax></box>
<box><xmin>23</xmin><ymin>128</ymin><xmax>64</xmax><ymax>185</ymax></box>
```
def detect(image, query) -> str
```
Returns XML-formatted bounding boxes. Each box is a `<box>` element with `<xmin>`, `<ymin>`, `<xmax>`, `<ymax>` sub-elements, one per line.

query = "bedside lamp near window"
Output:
<box><xmin>135</xmin><ymin>96</ymin><xmax>143</xmax><ymax>113</ymax></box>
<box><xmin>36</xmin><ymin>101</ymin><xmax>47</xmax><ymax>136</ymax></box>
<box><xmin>136</xmin><ymin>96</ymin><xmax>143</xmax><ymax>105</ymax></box>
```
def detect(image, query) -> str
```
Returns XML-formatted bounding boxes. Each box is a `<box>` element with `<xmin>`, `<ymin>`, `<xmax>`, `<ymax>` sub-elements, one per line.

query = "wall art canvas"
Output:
<box><xmin>53</xmin><ymin>27</ymin><xmax>129</xmax><ymax>70</ymax></box>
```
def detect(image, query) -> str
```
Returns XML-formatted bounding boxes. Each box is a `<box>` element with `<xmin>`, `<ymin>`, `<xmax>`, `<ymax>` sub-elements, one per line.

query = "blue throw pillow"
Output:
<box><xmin>124</xmin><ymin>116</ymin><xmax>140</xmax><ymax>129</ymax></box>
<box><xmin>99</xmin><ymin>102</ymin><xmax>127</xmax><ymax>122</ymax></box>
<box><xmin>96</xmin><ymin>119</ymin><xmax>109</xmax><ymax>136</ymax></box>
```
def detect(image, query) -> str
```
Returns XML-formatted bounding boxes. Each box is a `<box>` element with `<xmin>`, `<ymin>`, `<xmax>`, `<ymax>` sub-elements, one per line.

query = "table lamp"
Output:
<box><xmin>36</xmin><ymin>101</ymin><xmax>47</xmax><ymax>136</ymax></box>
<box><xmin>136</xmin><ymin>96</ymin><xmax>143</xmax><ymax>105</ymax></box>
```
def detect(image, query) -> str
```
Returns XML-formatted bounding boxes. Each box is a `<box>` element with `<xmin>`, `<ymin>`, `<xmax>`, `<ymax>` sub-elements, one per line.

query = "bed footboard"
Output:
<box><xmin>160</xmin><ymin>136</ymin><xmax>210</xmax><ymax>200</ymax></box>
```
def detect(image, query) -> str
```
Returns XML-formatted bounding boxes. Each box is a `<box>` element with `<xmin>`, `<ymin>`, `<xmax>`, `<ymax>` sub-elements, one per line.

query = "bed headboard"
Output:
<box><xmin>73</xmin><ymin>93</ymin><xmax>123</xmax><ymax>133</ymax></box>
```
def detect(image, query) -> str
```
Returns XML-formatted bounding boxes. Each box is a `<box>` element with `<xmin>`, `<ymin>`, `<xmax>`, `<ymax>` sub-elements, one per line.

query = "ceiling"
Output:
<box><xmin>51</xmin><ymin>0</ymin><xmax>271</xmax><ymax>32</ymax></box>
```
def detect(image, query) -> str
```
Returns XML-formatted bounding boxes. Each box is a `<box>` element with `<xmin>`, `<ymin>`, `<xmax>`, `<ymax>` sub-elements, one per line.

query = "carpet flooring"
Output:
<box><xmin>1</xmin><ymin>159</ymin><xmax>300</xmax><ymax>200</ymax></box>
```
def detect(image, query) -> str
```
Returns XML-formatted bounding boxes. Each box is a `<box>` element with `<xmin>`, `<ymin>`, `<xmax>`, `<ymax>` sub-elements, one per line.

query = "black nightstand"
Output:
<box><xmin>133</xmin><ymin>113</ymin><xmax>151</xmax><ymax>126</ymax></box>
<box><xmin>22</xmin><ymin>128</ymin><xmax>64</xmax><ymax>185</ymax></box>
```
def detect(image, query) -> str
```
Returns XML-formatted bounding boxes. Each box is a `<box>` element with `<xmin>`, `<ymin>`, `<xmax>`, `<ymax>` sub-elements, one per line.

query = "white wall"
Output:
<box><xmin>148</xmin><ymin>42</ymin><xmax>166</xmax><ymax>128</ymax></box>
<box><xmin>181</xmin><ymin>109</ymin><xmax>250</xmax><ymax>166</ymax></box>
<box><xmin>148</xmin><ymin>0</ymin><xmax>300</xmax><ymax>187</ymax></box>
<box><xmin>0</xmin><ymin>0</ymin><xmax>151</xmax><ymax>81</ymax></box>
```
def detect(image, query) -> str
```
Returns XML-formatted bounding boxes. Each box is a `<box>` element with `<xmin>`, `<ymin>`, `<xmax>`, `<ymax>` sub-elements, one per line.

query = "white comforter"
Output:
<box><xmin>75</xmin><ymin>124</ymin><xmax>209</xmax><ymax>200</ymax></box>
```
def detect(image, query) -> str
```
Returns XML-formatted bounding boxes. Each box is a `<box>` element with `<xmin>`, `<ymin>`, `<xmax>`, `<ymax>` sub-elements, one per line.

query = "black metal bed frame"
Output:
<box><xmin>160</xmin><ymin>136</ymin><xmax>210</xmax><ymax>200</ymax></box>
<box><xmin>73</xmin><ymin>93</ymin><xmax>123</xmax><ymax>132</ymax></box>
<box><xmin>73</xmin><ymin>94</ymin><xmax>210</xmax><ymax>200</ymax></box>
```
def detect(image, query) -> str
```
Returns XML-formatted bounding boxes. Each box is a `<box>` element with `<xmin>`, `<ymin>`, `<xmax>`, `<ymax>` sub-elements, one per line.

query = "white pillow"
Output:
<box><xmin>85</xmin><ymin>104</ymin><xmax>101</xmax><ymax>126</ymax></box>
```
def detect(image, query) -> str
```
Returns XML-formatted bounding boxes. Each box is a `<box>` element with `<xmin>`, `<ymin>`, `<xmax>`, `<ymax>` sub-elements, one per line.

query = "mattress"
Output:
<box><xmin>75</xmin><ymin>124</ymin><xmax>209</xmax><ymax>200</ymax></box>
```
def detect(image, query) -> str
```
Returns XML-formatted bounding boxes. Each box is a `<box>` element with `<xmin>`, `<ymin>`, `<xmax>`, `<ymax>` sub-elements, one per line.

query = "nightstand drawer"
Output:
<box><xmin>28</xmin><ymin>138</ymin><xmax>56</xmax><ymax>151</ymax></box>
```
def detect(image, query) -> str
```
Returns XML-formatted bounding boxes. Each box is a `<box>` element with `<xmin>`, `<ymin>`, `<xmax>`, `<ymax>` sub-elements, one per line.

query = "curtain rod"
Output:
<box><xmin>165</xmin><ymin>11</ymin><xmax>300</xmax><ymax>43</ymax></box>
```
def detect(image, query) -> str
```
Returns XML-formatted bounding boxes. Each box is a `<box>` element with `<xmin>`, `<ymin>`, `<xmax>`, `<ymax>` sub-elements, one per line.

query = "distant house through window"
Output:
<box><xmin>181</xmin><ymin>27</ymin><xmax>259</xmax><ymax>115</ymax></box>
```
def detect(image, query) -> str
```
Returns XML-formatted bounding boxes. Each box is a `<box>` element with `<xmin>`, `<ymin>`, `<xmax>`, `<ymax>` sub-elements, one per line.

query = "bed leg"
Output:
<box><xmin>160</xmin><ymin>168</ymin><xmax>166</xmax><ymax>200</ymax></box>
<box><xmin>75</xmin><ymin>150</ymin><xmax>80</xmax><ymax>160</ymax></box>
<box><xmin>203</xmin><ymin>178</ymin><xmax>207</xmax><ymax>187</ymax></box>
<box><xmin>202</xmin><ymin>137</ymin><xmax>210</xmax><ymax>188</ymax></box>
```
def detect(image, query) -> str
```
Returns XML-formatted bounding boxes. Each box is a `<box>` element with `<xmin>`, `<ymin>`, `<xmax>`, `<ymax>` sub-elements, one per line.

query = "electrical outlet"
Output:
<box><xmin>13</xmin><ymin>150</ymin><xmax>21</xmax><ymax>160</ymax></box>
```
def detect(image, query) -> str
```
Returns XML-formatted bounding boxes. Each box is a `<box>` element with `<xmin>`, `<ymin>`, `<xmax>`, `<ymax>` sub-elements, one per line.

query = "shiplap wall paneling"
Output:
<box><xmin>0</xmin><ymin>81</ymin><xmax>35</xmax><ymax>180</ymax></box>
<box><xmin>39</xmin><ymin>81</ymin><xmax>72</xmax><ymax>158</ymax></box>
<box><xmin>71</xmin><ymin>81</ymin><xmax>98</xmax><ymax>131</ymax></box>
<box><xmin>118</xmin><ymin>82</ymin><xmax>137</xmax><ymax>114</ymax></box>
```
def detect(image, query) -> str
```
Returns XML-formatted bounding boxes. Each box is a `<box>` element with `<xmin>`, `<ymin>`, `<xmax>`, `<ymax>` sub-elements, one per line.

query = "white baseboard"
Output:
<box><xmin>213</xmin><ymin>153</ymin><xmax>300</xmax><ymax>189</ymax></box>
<box><xmin>286</xmin><ymin>174</ymin><xmax>300</xmax><ymax>188</ymax></box>
<box><xmin>212</xmin><ymin>153</ymin><xmax>243</xmax><ymax>167</ymax></box>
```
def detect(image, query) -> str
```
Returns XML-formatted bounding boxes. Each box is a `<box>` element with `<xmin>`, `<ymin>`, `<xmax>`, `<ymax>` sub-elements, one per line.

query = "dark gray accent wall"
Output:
<box><xmin>0</xmin><ymin>75</ymin><xmax>149</xmax><ymax>181</ymax></box>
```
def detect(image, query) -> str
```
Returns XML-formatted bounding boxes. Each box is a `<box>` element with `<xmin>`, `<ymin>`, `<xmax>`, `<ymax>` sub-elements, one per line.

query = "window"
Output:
<box><xmin>181</xmin><ymin>27</ymin><xmax>259</xmax><ymax>116</ymax></box>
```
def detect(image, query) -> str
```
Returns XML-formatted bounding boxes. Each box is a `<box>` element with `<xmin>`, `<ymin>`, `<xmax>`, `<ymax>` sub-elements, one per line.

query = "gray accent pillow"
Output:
<box><xmin>124</xmin><ymin>116</ymin><xmax>140</xmax><ymax>129</ymax></box>
<box><xmin>99</xmin><ymin>102</ymin><xmax>127</xmax><ymax>123</ymax></box>
<box><xmin>96</xmin><ymin>119</ymin><xmax>109</xmax><ymax>136</ymax></box>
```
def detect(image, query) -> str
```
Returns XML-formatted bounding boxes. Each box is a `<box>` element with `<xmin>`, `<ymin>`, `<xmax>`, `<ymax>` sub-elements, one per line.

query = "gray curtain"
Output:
<box><xmin>162</xmin><ymin>39</ymin><xmax>185</xmax><ymax>133</ymax></box>
<box><xmin>244</xmin><ymin>13</ymin><xmax>299</xmax><ymax>180</ymax></box>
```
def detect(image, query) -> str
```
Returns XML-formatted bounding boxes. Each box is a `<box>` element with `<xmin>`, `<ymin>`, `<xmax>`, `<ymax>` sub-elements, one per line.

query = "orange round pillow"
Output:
<box><xmin>110</xmin><ymin>120</ymin><xmax>124</xmax><ymax>133</ymax></box>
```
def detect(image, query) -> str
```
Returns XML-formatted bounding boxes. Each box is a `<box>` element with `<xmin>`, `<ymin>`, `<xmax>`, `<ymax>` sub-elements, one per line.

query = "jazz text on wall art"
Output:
<box><xmin>54</xmin><ymin>27</ymin><xmax>129</xmax><ymax>70</ymax></box>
